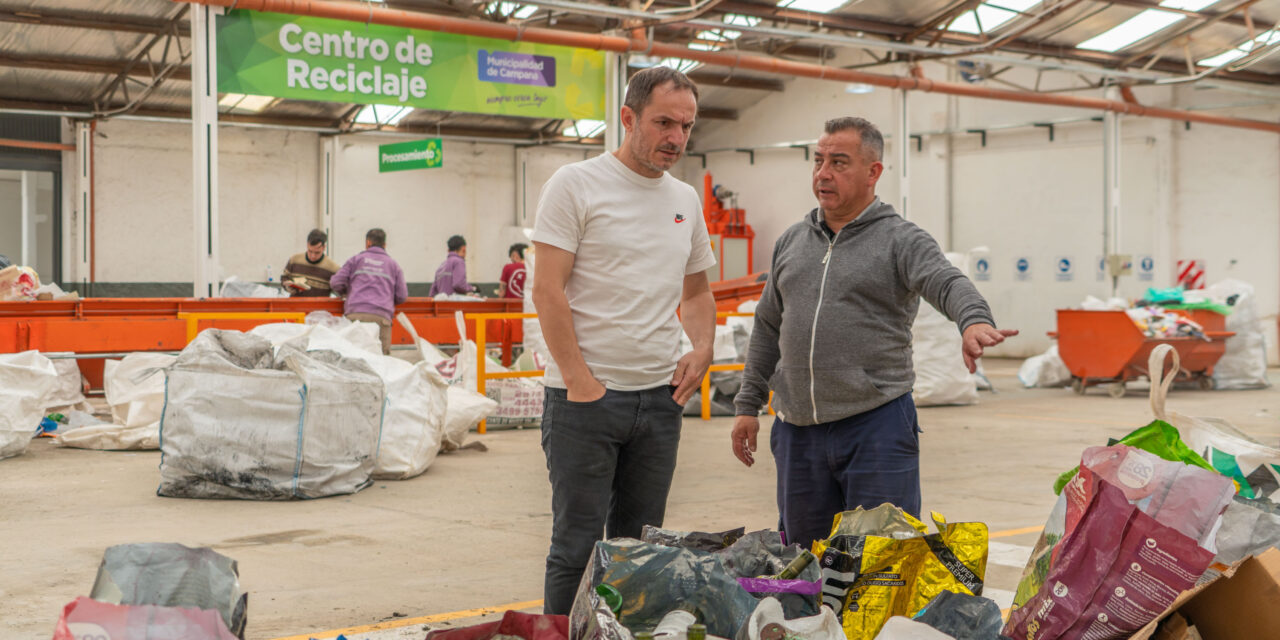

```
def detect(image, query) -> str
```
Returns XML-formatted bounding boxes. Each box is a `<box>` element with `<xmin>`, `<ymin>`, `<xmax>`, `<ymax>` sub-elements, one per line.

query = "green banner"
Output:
<box><xmin>216</xmin><ymin>10</ymin><xmax>605</xmax><ymax>120</ymax></box>
<box><xmin>380</xmin><ymin>138</ymin><xmax>443</xmax><ymax>172</ymax></box>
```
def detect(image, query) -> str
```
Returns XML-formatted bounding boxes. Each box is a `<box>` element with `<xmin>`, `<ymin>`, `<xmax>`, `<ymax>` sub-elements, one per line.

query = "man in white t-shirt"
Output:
<box><xmin>531</xmin><ymin>66</ymin><xmax>717</xmax><ymax>614</ymax></box>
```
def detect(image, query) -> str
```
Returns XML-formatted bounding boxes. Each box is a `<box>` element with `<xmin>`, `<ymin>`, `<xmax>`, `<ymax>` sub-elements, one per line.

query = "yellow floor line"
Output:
<box><xmin>269</xmin><ymin>599</ymin><xmax>545</xmax><ymax>640</ymax></box>
<box><xmin>994</xmin><ymin>413</ymin><xmax>1136</xmax><ymax>428</ymax></box>
<box><xmin>272</xmin><ymin>525</ymin><xmax>1043</xmax><ymax>639</ymax></box>
<box><xmin>988</xmin><ymin>525</ymin><xmax>1044</xmax><ymax>538</ymax></box>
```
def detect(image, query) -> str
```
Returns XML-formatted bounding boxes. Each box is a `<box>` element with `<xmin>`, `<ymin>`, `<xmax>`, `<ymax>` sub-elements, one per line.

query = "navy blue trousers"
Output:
<box><xmin>770</xmin><ymin>393</ymin><xmax>922</xmax><ymax>551</ymax></box>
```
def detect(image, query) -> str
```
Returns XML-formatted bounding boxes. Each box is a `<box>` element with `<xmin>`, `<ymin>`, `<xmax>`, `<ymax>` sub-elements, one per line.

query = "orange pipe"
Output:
<box><xmin>0</xmin><ymin>137</ymin><xmax>75</xmax><ymax>151</ymax></box>
<box><xmin>174</xmin><ymin>0</ymin><xmax>1280</xmax><ymax>134</ymax></box>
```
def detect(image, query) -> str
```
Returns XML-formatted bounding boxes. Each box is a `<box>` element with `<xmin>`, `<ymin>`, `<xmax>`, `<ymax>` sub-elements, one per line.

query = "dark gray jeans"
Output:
<box><xmin>541</xmin><ymin>385</ymin><xmax>683</xmax><ymax>615</ymax></box>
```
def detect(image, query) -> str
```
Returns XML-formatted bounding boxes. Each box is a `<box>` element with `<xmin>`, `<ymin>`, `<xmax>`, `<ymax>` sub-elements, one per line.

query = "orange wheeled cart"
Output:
<box><xmin>1051</xmin><ymin>309</ymin><xmax>1234</xmax><ymax>398</ymax></box>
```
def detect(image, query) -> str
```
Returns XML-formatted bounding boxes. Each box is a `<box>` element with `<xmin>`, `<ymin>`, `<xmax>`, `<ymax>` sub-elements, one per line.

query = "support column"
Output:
<box><xmin>190</xmin><ymin>5</ymin><xmax>221</xmax><ymax>298</ymax></box>
<box><xmin>321</xmin><ymin>136</ymin><xmax>337</xmax><ymax>245</ymax></box>
<box><xmin>75</xmin><ymin>121</ymin><xmax>93</xmax><ymax>288</ymax></box>
<box><xmin>1102</xmin><ymin>88</ymin><xmax>1122</xmax><ymax>296</ymax></box>
<box><xmin>21</xmin><ymin>171</ymin><xmax>37</xmax><ymax>268</ymax></box>
<box><xmin>894</xmin><ymin>88</ymin><xmax>910</xmax><ymax>218</ymax></box>
<box><xmin>604</xmin><ymin>52</ymin><xmax>627</xmax><ymax>152</ymax></box>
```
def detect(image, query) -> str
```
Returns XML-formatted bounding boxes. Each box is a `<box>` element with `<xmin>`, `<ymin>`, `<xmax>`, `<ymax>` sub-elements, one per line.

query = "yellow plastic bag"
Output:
<box><xmin>813</xmin><ymin>504</ymin><xmax>989</xmax><ymax>640</ymax></box>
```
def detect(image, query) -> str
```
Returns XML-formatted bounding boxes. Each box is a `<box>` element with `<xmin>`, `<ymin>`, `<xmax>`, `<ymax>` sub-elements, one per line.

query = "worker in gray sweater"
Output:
<box><xmin>731</xmin><ymin>116</ymin><xmax>1017</xmax><ymax>550</ymax></box>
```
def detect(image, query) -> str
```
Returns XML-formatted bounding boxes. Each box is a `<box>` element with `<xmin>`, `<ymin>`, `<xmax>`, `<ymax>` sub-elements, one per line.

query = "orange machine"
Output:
<box><xmin>703</xmin><ymin>172</ymin><xmax>755</xmax><ymax>282</ymax></box>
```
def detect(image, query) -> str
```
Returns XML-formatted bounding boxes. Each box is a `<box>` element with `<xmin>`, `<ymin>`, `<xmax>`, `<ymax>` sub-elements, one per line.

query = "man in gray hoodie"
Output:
<box><xmin>730</xmin><ymin>116</ymin><xmax>1016</xmax><ymax>550</ymax></box>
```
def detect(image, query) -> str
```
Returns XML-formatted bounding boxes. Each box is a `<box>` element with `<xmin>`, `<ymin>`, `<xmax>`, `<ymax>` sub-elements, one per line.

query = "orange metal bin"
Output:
<box><xmin>1051</xmin><ymin>309</ymin><xmax>1234</xmax><ymax>397</ymax></box>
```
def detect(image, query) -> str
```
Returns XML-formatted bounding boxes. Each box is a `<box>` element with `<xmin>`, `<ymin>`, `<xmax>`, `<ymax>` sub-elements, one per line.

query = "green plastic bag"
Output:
<box><xmin>1145</xmin><ymin>286</ymin><xmax>1184</xmax><ymax>304</ymax></box>
<box><xmin>1052</xmin><ymin>420</ymin><xmax>1216</xmax><ymax>494</ymax></box>
<box><xmin>1164</xmin><ymin>301</ymin><xmax>1233</xmax><ymax>316</ymax></box>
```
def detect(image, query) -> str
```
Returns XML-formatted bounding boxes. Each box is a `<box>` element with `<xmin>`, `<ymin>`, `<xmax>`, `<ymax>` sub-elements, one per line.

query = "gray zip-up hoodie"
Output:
<box><xmin>735</xmin><ymin>198</ymin><xmax>994</xmax><ymax>425</ymax></box>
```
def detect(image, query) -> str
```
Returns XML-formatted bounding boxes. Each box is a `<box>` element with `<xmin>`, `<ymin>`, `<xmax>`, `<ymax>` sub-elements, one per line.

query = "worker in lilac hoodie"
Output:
<box><xmin>428</xmin><ymin>234</ymin><xmax>476</xmax><ymax>297</ymax></box>
<box><xmin>330</xmin><ymin>228</ymin><xmax>408</xmax><ymax>355</ymax></box>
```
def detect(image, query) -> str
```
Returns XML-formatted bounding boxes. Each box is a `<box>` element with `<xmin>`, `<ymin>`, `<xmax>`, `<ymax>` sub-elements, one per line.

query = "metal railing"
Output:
<box><xmin>176</xmin><ymin>311</ymin><xmax>306</xmax><ymax>343</ymax></box>
<box><xmin>466</xmin><ymin>310</ymin><xmax>770</xmax><ymax>433</ymax></box>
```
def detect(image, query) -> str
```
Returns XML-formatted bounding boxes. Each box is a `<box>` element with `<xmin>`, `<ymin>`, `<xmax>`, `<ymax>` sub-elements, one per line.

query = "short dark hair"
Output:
<box><xmin>366</xmin><ymin>228</ymin><xmax>386</xmax><ymax>247</ymax></box>
<box><xmin>307</xmin><ymin>228</ymin><xmax>327</xmax><ymax>246</ymax></box>
<box><xmin>624</xmin><ymin>66</ymin><xmax>699</xmax><ymax>116</ymax></box>
<box><xmin>447</xmin><ymin>235</ymin><xmax>466</xmax><ymax>252</ymax></box>
<box><xmin>823</xmin><ymin>117</ymin><xmax>884</xmax><ymax>162</ymax></box>
<box><xmin>508</xmin><ymin>243</ymin><xmax>528</xmax><ymax>259</ymax></box>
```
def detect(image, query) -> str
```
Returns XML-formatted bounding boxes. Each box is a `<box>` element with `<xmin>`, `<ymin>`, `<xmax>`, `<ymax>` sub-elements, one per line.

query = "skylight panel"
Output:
<box><xmin>1198</xmin><ymin>48</ymin><xmax>1248</xmax><ymax>68</ymax></box>
<box><xmin>354</xmin><ymin>104</ymin><xmax>414</xmax><ymax>126</ymax></box>
<box><xmin>564</xmin><ymin>119</ymin><xmax>606</xmax><ymax>137</ymax></box>
<box><xmin>217</xmin><ymin>93</ymin><xmax>276</xmax><ymax>113</ymax></box>
<box><xmin>489</xmin><ymin>2</ymin><xmax>538</xmax><ymax>19</ymax></box>
<box><xmin>723</xmin><ymin>14</ymin><xmax>761</xmax><ymax>28</ymax></box>
<box><xmin>777</xmin><ymin>0</ymin><xmax>850</xmax><ymax>15</ymax></box>
<box><xmin>1077</xmin><ymin>9</ymin><xmax>1184</xmax><ymax>52</ymax></box>
<box><xmin>945</xmin><ymin>1</ymin><xmax>1042</xmax><ymax>35</ymax></box>
<box><xmin>1159</xmin><ymin>0</ymin><xmax>1218</xmax><ymax>10</ymax></box>
<box><xmin>1197</xmin><ymin>28</ymin><xmax>1280</xmax><ymax>67</ymax></box>
<box><xmin>658</xmin><ymin>57</ymin><xmax>700</xmax><ymax>73</ymax></box>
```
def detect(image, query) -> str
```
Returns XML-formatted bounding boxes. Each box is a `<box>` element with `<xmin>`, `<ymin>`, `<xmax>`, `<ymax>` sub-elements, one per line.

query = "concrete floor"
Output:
<box><xmin>3</xmin><ymin>359</ymin><xmax>1278</xmax><ymax>639</ymax></box>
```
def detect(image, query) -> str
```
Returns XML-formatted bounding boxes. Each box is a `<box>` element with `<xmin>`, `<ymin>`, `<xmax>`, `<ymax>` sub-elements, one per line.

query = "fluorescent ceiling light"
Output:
<box><xmin>1198</xmin><ymin>28</ymin><xmax>1280</xmax><ymax>67</ymax></box>
<box><xmin>777</xmin><ymin>0</ymin><xmax>849</xmax><ymax>15</ymax></box>
<box><xmin>946</xmin><ymin>0</ymin><xmax>1041</xmax><ymax>35</ymax></box>
<box><xmin>1077</xmin><ymin>8</ymin><xmax>1184</xmax><ymax>52</ymax></box>
<box><xmin>217</xmin><ymin>93</ymin><xmax>276</xmax><ymax>113</ymax></box>
<box><xmin>845</xmin><ymin>83</ymin><xmax>874</xmax><ymax>94</ymax></box>
<box><xmin>564</xmin><ymin>119</ymin><xmax>606</xmax><ymax>137</ymax></box>
<box><xmin>354</xmin><ymin>104</ymin><xmax>414</xmax><ymax>126</ymax></box>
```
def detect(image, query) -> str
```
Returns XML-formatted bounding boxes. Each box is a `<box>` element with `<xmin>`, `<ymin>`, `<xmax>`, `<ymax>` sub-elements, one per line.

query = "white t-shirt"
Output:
<box><xmin>532</xmin><ymin>152</ymin><xmax>717</xmax><ymax>391</ymax></box>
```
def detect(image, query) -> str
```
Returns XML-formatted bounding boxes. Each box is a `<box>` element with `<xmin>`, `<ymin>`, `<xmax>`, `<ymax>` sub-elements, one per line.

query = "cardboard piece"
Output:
<box><xmin>1132</xmin><ymin>548</ymin><xmax>1280</xmax><ymax>640</ymax></box>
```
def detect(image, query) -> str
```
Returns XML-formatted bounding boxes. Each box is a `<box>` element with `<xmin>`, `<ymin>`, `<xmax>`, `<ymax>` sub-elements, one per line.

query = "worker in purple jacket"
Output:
<box><xmin>330</xmin><ymin>228</ymin><xmax>408</xmax><ymax>355</ymax></box>
<box><xmin>428</xmin><ymin>235</ymin><xmax>476</xmax><ymax>297</ymax></box>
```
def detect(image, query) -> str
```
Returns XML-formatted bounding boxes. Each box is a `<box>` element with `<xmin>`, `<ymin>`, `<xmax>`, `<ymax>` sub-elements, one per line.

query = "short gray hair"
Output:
<box><xmin>625</xmin><ymin>66</ymin><xmax>700</xmax><ymax>115</ymax></box>
<box><xmin>824</xmin><ymin>117</ymin><xmax>884</xmax><ymax>162</ymax></box>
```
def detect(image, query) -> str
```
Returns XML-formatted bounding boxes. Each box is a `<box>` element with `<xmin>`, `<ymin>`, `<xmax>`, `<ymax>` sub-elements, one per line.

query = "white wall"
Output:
<box><xmin>86</xmin><ymin>119</ymin><xmax>596</xmax><ymax>287</ymax></box>
<box><xmin>92</xmin><ymin>119</ymin><xmax>320</xmax><ymax>284</ymax></box>
<box><xmin>0</xmin><ymin>172</ymin><xmax>19</xmax><ymax>262</ymax></box>
<box><xmin>330</xmin><ymin>136</ymin><xmax>598</xmax><ymax>284</ymax></box>
<box><xmin>0</xmin><ymin>170</ymin><xmax>56</xmax><ymax>278</ymax></box>
<box><xmin>680</xmin><ymin>60</ymin><xmax>1280</xmax><ymax>360</ymax></box>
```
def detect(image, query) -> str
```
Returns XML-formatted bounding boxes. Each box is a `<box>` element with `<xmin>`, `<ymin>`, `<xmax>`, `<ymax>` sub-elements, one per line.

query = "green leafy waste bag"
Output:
<box><xmin>1052</xmin><ymin>420</ymin><xmax>1216</xmax><ymax>495</ymax></box>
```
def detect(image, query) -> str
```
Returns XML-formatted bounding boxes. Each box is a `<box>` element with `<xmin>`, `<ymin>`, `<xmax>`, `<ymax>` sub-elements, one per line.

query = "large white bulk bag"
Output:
<box><xmin>158</xmin><ymin>330</ymin><xmax>384</xmax><ymax>500</ymax></box>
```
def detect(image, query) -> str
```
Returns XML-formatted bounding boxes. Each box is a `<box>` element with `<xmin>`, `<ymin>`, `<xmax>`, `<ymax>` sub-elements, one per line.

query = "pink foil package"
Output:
<box><xmin>1005</xmin><ymin>445</ymin><xmax>1234</xmax><ymax>640</ymax></box>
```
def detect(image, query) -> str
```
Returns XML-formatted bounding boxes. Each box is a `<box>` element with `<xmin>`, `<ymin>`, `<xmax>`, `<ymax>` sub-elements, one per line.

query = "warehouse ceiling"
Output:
<box><xmin>0</xmin><ymin>0</ymin><xmax>1277</xmax><ymax>143</ymax></box>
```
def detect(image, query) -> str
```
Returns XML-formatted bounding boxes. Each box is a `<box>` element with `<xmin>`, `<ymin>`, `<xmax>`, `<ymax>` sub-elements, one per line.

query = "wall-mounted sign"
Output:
<box><xmin>1055</xmin><ymin>256</ymin><xmax>1073</xmax><ymax>282</ymax></box>
<box><xmin>217</xmin><ymin>10</ymin><xmax>606</xmax><ymax>120</ymax></box>
<box><xmin>973</xmin><ymin>257</ymin><xmax>991</xmax><ymax>282</ymax></box>
<box><xmin>379</xmin><ymin>138</ymin><xmax>442</xmax><ymax>172</ymax></box>
<box><xmin>1176</xmin><ymin>259</ymin><xmax>1205</xmax><ymax>289</ymax></box>
<box><xmin>1015</xmin><ymin>257</ymin><xmax>1031</xmax><ymax>281</ymax></box>
<box><xmin>1138</xmin><ymin>255</ymin><xmax>1155</xmax><ymax>282</ymax></box>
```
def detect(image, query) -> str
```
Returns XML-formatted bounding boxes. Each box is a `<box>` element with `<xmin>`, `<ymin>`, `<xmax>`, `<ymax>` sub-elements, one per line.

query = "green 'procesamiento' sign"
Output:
<box><xmin>216</xmin><ymin>10</ymin><xmax>606</xmax><ymax>120</ymax></box>
<box><xmin>380</xmin><ymin>138</ymin><xmax>442</xmax><ymax>172</ymax></box>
